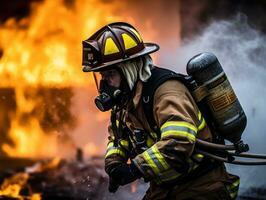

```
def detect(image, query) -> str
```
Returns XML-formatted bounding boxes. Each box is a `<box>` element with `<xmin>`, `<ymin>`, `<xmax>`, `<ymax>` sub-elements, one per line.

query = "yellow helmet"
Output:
<box><xmin>82</xmin><ymin>22</ymin><xmax>159</xmax><ymax>72</ymax></box>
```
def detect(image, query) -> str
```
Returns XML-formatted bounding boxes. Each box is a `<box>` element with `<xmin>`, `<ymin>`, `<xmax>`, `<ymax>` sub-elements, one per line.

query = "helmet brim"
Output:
<box><xmin>82</xmin><ymin>43</ymin><xmax>159</xmax><ymax>72</ymax></box>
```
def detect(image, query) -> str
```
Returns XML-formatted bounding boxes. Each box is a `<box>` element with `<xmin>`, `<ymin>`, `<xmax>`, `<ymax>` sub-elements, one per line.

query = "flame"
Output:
<box><xmin>0</xmin><ymin>158</ymin><xmax>60</xmax><ymax>199</ymax></box>
<box><xmin>25</xmin><ymin>157</ymin><xmax>62</xmax><ymax>173</ymax></box>
<box><xmin>0</xmin><ymin>172</ymin><xmax>41</xmax><ymax>199</ymax></box>
<box><xmin>0</xmin><ymin>0</ymin><xmax>179</xmax><ymax>158</ymax></box>
<box><xmin>0</xmin><ymin>0</ymin><xmax>127</xmax><ymax>158</ymax></box>
<box><xmin>0</xmin><ymin>0</ymin><xmax>124</xmax><ymax>87</ymax></box>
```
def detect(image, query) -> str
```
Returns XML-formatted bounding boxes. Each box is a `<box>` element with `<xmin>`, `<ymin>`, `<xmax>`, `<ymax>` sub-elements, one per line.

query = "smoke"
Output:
<box><xmin>161</xmin><ymin>14</ymin><xmax>266</xmax><ymax>193</ymax></box>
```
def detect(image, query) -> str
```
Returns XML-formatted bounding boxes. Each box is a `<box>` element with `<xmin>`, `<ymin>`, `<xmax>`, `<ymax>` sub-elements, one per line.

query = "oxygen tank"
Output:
<box><xmin>186</xmin><ymin>52</ymin><xmax>247</xmax><ymax>143</ymax></box>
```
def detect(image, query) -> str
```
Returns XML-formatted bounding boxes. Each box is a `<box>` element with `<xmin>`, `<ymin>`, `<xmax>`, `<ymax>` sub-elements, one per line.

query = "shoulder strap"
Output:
<box><xmin>142</xmin><ymin>67</ymin><xmax>189</xmax><ymax>135</ymax></box>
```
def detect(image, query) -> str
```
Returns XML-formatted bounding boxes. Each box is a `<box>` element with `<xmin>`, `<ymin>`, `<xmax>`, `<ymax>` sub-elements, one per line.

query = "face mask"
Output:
<box><xmin>94</xmin><ymin>79</ymin><xmax>122</xmax><ymax>112</ymax></box>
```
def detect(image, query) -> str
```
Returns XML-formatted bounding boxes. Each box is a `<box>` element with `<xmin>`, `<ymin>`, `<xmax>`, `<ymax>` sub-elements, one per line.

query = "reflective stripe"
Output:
<box><xmin>161</xmin><ymin>130</ymin><xmax>196</xmax><ymax>142</ymax></box>
<box><xmin>159</xmin><ymin>169</ymin><xmax>180</xmax><ymax>181</ymax></box>
<box><xmin>192</xmin><ymin>153</ymin><xmax>204</xmax><ymax>163</ymax></box>
<box><xmin>150</xmin><ymin>132</ymin><xmax>158</xmax><ymax>140</ymax></box>
<box><xmin>120</xmin><ymin>139</ymin><xmax>130</xmax><ymax>151</ymax></box>
<box><xmin>105</xmin><ymin>147</ymin><xmax>126</xmax><ymax>158</ymax></box>
<box><xmin>197</xmin><ymin>112</ymin><xmax>206</xmax><ymax>131</ymax></box>
<box><xmin>107</xmin><ymin>141</ymin><xmax>114</xmax><ymax>150</ymax></box>
<box><xmin>147</xmin><ymin>136</ymin><xmax>155</xmax><ymax>147</ymax></box>
<box><xmin>150</xmin><ymin>145</ymin><xmax>170</xmax><ymax>170</ymax></box>
<box><xmin>232</xmin><ymin>179</ymin><xmax>240</xmax><ymax>188</ymax></box>
<box><xmin>146</xmin><ymin>148</ymin><xmax>165</xmax><ymax>172</ymax></box>
<box><xmin>230</xmin><ymin>191</ymin><xmax>238</xmax><ymax>199</ymax></box>
<box><xmin>116</xmin><ymin>120</ymin><xmax>119</xmax><ymax>127</ymax></box>
<box><xmin>142</xmin><ymin>145</ymin><xmax>170</xmax><ymax>175</ymax></box>
<box><xmin>161</xmin><ymin>126</ymin><xmax>196</xmax><ymax>136</ymax></box>
<box><xmin>161</xmin><ymin>121</ymin><xmax>197</xmax><ymax>133</ymax></box>
<box><xmin>160</xmin><ymin>121</ymin><xmax>197</xmax><ymax>141</ymax></box>
<box><xmin>154</xmin><ymin>168</ymin><xmax>181</xmax><ymax>184</ymax></box>
<box><xmin>226</xmin><ymin>179</ymin><xmax>240</xmax><ymax>199</ymax></box>
<box><xmin>143</xmin><ymin>151</ymin><xmax>160</xmax><ymax>174</ymax></box>
<box><xmin>195</xmin><ymin>153</ymin><xmax>204</xmax><ymax>159</ymax></box>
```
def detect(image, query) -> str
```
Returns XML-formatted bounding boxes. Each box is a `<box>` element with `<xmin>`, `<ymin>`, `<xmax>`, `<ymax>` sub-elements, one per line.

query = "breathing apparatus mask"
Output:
<box><xmin>93</xmin><ymin>68</ymin><xmax>129</xmax><ymax>112</ymax></box>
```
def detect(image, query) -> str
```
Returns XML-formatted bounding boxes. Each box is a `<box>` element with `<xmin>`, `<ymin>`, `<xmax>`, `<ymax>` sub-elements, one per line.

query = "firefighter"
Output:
<box><xmin>82</xmin><ymin>22</ymin><xmax>240</xmax><ymax>200</ymax></box>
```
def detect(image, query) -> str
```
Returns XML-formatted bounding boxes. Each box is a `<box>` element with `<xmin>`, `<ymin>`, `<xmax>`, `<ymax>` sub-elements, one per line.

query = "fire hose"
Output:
<box><xmin>195</xmin><ymin>139</ymin><xmax>266</xmax><ymax>165</ymax></box>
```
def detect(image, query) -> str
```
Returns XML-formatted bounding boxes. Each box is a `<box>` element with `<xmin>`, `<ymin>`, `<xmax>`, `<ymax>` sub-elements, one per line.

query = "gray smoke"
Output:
<box><xmin>161</xmin><ymin>14</ymin><xmax>266</xmax><ymax>193</ymax></box>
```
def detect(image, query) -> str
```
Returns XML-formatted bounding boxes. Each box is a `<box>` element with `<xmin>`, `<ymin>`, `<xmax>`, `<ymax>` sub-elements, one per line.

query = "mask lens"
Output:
<box><xmin>100</xmin><ymin>69</ymin><xmax>121</xmax><ymax>88</ymax></box>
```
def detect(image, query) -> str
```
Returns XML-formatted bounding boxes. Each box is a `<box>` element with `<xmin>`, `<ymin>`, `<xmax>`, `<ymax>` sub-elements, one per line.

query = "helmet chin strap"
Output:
<box><xmin>115</xmin><ymin>69</ymin><xmax>132</xmax><ymax>111</ymax></box>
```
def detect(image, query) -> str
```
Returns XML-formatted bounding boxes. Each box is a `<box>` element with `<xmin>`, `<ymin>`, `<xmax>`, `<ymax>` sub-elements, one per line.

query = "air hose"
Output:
<box><xmin>196</xmin><ymin>139</ymin><xmax>266</xmax><ymax>165</ymax></box>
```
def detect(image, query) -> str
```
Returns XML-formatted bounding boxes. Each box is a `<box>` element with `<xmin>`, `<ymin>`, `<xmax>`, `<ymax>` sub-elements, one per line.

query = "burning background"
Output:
<box><xmin>0</xmin><ymin>0</ymin><xmax>266</xmax><ymax>199</ymax></box>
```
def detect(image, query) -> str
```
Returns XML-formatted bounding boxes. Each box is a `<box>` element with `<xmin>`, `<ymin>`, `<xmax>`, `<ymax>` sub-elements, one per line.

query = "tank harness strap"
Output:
<box><xmin>142</xmin><ymin>66</ymin><xmax>189</xmax><ymax>137</ymax></box>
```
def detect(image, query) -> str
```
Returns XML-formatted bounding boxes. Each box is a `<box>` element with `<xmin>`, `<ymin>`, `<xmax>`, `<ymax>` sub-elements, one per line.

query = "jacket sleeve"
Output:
<box><xmin>132</xmin><ymin>80</ymin><xmax>207</xmax><ymax>184</ymax></box>
<box><xmin>104</xmin><ymin>121</ymin><xmax>131</xmax><ymax>174</ymax></box>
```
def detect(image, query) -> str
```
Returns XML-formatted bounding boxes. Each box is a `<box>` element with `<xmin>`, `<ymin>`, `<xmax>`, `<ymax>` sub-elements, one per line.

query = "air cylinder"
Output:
<box><xmin>186</xmin><ymin>52</ymin><xmax>247</xmax><ymax>143</ymax></box>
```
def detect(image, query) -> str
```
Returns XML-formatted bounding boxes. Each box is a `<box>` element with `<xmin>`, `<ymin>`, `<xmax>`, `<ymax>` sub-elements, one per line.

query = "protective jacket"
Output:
<box><xmin>105</xmin><ymin>73</ymin><xmax>240</xmax><ymax>200</ymax></box>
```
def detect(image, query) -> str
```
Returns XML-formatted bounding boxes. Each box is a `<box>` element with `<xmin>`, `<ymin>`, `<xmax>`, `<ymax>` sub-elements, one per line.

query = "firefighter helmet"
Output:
<box><xmin>82</xmin><ymin>22</ymin><xmax>159</xmax><ymax>72</ymax></box>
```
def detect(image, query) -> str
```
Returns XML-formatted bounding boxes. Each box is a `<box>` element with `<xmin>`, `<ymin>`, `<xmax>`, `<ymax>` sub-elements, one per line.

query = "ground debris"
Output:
<box><xmin>0</xmin><ymin>157</ymin><xmax>109</xmax><ymax>200</ymax></box>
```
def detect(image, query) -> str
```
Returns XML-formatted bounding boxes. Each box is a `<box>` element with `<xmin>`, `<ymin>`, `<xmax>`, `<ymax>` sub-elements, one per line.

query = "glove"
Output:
<box><xmin>109</xmin><ymin>162</ymin><xmax>142</xmax><ymax>186</ymax></box>
<box><xmin>108</xmin><ymin>176</ymin><xmax>119</xmax><ymax>193</ymax></box>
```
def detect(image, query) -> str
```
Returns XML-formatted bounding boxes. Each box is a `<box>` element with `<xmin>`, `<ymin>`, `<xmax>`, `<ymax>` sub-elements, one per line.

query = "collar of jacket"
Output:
<box><xmin>127</xmin><ymin>80</ymin><xmax>143</xmax><ymax>111</ymax></box>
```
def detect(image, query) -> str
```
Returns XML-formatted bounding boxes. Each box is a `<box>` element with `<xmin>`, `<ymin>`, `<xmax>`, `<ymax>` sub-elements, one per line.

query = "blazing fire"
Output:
<box><xmin>0</xmin><ymin>157</ymin><xmax>61</xmax><ymax>199</ymax></box>
<box><xmin>0</xmin><ymin>0</ymin><xmax>180</xmax><ymax>199</ymax></box>
<box><xmin>0</xmin><ymin>0</ymin><xmax>125</xmax><ymax>158</ymax></box>
<box><xmin>0</xmin><ymin>0</ymin><xmax>177</xmax><ymax>159</ymax></box>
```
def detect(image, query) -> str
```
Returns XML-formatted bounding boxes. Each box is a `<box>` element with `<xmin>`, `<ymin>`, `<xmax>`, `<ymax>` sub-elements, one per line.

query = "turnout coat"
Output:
<box><xmin>105</xmin><ymin>77</ymin><xmax>239</xmax><ymax>200</ymax></box>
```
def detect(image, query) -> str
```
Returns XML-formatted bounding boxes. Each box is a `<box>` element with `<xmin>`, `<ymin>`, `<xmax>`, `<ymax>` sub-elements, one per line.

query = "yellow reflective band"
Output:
<box><xmin>104</xmin><ymin>37</ymin><xmax>120</xmax><ymax>55</ymax></box>
<box><xmin>161</xmin><ymin>130</ymin><xmax>196</xmax><ymax>142</ymax></box>
<box><xmin>197</xmin><ymin>112</ymin><xmax>206</xmax><ymax>131</ymax></box>
<box><xmin>105</xmin><ymin>148</ymin><xmax>126</xmax><ymax>158</ymax></box>
<box><xmin>198</xmin><ymin>118</ymin><xmax>206</xmax><ymax>131</ymax></box>
<box><xmin>122</xmin><ymin>33</ymin><xmax>137</xmax><ymax>50</ymax></box>
<box><xmin>159</xmin><ymin>169</ymin><xmax>180</xmax><ymax>182</ymax></box>
<box><xmin>143</xmin><ymin>151</ymin><xmax>160</xmax><ymax>174</ymax></box>
<box><xmin>107</xmin><ymin>141</ymin><xmax>114</xmax><ymax>149</ymax></box>
<box><xmin>161</xmin><ymin>121</ymin><xmax>197</xmax><ymax>133</ymax></box>
<box><xmin>142</xmin><ymin>145</ymin><xmax>170</xmax><ymax>177</ymax></box>
<box><xmin>150</xmin><ymin>132</ymin><xmax>158</xmax><ymax>140</ymax></box>
<box><xmin>120</xmin><ymin>140</ymin><xmax>129</xmax><ymax>149</ymax></box>
<box><xmin>198</xmin><ymin>111</ymin><xmax>202</xmax><ymax>120</ymax></box>
<box><xmin>151</xmin><ymin>145</ymin><xmax>170</xmax><ymax>170</ymax></box>
<box><xmin>116</xmin><ymin>120</ymin><xmax>119</xmax><ymax>127</ymax></box>
<box><xmin>154</xmin><ymin>169</ymin><xmax>181</xmax><ymax>184</ymax></box>
<box><xmin>195</xmin><ymin>153</ymin><xmax>204</xmax><ymax>159</ymax></box>
<box><xmin>226</xmin><ymin>179</ymin><xmax>239</xmax><ymax>199</ymax></box>
<box><xmin>232</xmin><ymin>179</ymin><xmax>240</xmax><ymax>188</ymax></box>
<box><xmin>110</xmin><ymin>135</ymin><xmax>115</xmax><ymax>141</ymax></box>
<box><xmin>230</xmin><ymin>191</ymin><xmax>238</xmax><ymax>199</ymax></box>
<box><xmin>147</xmin><ymin>136</ymin><xmax>155</xmax><ymax>147</ymax></box>
<box><xmin>129</xmin><ymin>28</ymin><xmax>143</xmax><ymax>42</ymax></box>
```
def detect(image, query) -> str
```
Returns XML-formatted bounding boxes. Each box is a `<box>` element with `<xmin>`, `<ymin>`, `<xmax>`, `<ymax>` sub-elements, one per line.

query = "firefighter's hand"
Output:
<box><xmin>109</xmin><ymin>163</ymin><xmax>142</xmax><ymax>186</ymax></box>
<box><xmin>108</xmin><ymin>176</ymin><xmax>119</xmax><ymax>193</ymax></box>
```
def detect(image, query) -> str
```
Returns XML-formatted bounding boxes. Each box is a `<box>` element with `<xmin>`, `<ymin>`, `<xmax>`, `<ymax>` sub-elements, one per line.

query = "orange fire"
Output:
<box><xmin>0</xmin><ymin>157</ymin><xmax>61</xmax><ymax>199</ymax></box>
<box><xmin>0</xmin><ymin>0</ymin><xmax>127</xmax><ymax>158</ymax></box>
<box><xmin>0</xmin><ymin>0</ymin><xmax>180</xmax><ymax>158</ymax></box>
<box><xmin>0</xmin><ymin>172</ymin><xmax>41</xmax><ymax>199</ymax></box>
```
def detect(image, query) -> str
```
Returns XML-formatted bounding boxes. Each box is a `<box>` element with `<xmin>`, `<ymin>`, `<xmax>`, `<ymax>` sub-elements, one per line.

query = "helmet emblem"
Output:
<box><xmin>88</xmin><ymin>53</ymin><xmax>94</xmax><ymax>60</ymax></box>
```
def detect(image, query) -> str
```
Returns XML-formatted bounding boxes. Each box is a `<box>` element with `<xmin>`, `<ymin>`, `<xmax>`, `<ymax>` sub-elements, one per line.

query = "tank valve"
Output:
<box><xmin>234</xmin><ymin>140</ymin><xmax>249</xmax><ymax>154</ymax></box>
